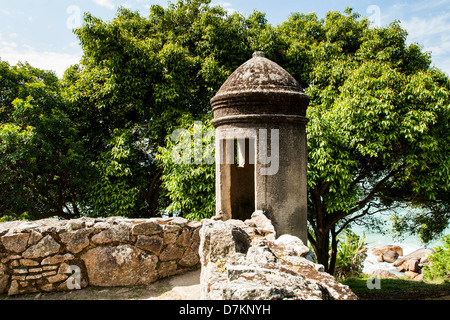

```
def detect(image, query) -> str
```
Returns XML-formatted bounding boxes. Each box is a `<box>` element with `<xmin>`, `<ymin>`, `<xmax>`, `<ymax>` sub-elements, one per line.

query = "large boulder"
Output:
<box><xmin>382</xmin><ymin>250</ymin><xmax>399</xmax><ymax>263</ymax></box>
<box><xmin>372</xmin><ymin>245</ymin><xmax>403</xmax><ymax>257</ymax></box>
<box><xmin>81</xmin><ymin>245</ymin><xmax>158</xmax><ymax>287</ymax></box>
<box><xmin>394</xmin><ymin>248</ymin><xmax>435</xmax><ymax>272</ymax></box>
<box><xmin>199</xmin><ymin>215</ymin><xmax>358</xmax><ymax>300</ymax></box>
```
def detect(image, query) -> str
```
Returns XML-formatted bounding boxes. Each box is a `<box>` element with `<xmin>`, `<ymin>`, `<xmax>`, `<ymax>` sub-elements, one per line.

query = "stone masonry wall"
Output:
<box><xmin>0</xmin><ymin>216</ymin><xmax>201</xmax><ymax>296</ymax></box>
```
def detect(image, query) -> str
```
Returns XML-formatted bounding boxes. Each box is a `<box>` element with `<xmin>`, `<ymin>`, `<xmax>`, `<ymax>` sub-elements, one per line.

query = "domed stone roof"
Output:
<box><xmin>211</xmin><ymin>52</ymin><xmax>309</xmax><ymax>124</ymax></box>
<box><xmin>214</xmin><ymin>51</ymin><xmax>304</xmax><ymax>96</ymax></box>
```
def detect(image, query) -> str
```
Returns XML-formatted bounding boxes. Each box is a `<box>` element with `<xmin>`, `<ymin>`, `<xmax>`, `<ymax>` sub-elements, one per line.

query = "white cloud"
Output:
<box><xmin>407</xmin><ymin>0</ymin><xmax>450</xmax><ymax>12</ymax></box>
<box><xmin>1</xmin><ymin>41</ymin><xmax>17</xmax><ymax>48</ymax></box>
<box><xmin>211</xmin><ymin>1</ymin><xmax>236</xmax><ymax>14</ymax></box>
<box><xmin>0</xmin><ymin>45</ymin><xmax>82</xmax><ymax>78</ymax></box>
<box><xmin>122</xmin><ymin>2</ymin><xmax>132</xmax><ymax>9</ymax></box>
<box><xmin>93</xmin><ymin>0</ymin><xmax>116</xmax><ymax>10</ymax></box>
<box><xmin>400</xmin><ymin>13</ymin><xmax>450</xmax><ymax>41</ymax></box>
<box><xmin>398</xmin><ymin>12</ymin><xmax>450</xmax><ymax>75</ymax></box>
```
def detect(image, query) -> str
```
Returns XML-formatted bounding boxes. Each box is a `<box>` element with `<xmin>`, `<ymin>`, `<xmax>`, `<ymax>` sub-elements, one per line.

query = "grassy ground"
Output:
<box><xmin>342</xmin><ymin>276</ymin><xmax>450</xmax><ymax>300</ymax></box>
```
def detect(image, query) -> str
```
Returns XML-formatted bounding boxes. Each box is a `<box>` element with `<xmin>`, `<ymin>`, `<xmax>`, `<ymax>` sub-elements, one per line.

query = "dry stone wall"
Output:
<box><xmin>0</xmin><ymin>217</ymin><xmax>201</xmax><ymax>296</ymax></box>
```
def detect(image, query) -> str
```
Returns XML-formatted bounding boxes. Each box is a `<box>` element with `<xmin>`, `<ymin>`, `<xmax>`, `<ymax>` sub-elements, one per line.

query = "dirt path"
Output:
<box><xmin>0</xmin><ymin>270</ymin><xmax>201</xmax><ymax>300</ymax></box>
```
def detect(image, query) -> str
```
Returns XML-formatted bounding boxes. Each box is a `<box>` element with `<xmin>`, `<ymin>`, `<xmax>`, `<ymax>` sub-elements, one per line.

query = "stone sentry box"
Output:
<box><xmin>210</xmin><ymin>52</ymin><xmax>310</xmax><ymax>243</ymax></box>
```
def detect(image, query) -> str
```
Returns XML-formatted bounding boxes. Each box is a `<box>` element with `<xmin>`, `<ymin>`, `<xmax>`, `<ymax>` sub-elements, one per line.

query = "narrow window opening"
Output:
<box><xmin>229</xmin><ymin>138</ymin><xmax>255</xmax><ymax>220</ymax></box>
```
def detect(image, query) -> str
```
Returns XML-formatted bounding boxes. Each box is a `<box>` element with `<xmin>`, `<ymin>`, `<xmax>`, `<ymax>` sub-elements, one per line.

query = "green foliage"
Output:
<box><xmin>391</xmin><ymin>203</ymin><xmax>450</xmax><ymax>244</ymax></box>
<box><xmin>423</xmin><ymin>235</ymin><xmax>450</xmax><ymax>281</ymax></box>
<box><xmin>334</xmin><ymin>230</ymin><xmax>368</xmax><ymax>280</ymax></box>
<box><xmin>60</xmin><ymin>0</ymin><xmax>266</xmax><ymax>218</ymax></box>
<box><xmin>275</xmin><ymin>9</ymin><xmax>450</xmax><ymax>271</ymax></box>
<box><xmin>0</xmin><ymin>61</ymin><xmax>89</xmax><ymax>220</ymax></box>
<box><xmin>156</xmin><ymin>116</ymin><xmax>215</xmax><ymax>221</ymax></box>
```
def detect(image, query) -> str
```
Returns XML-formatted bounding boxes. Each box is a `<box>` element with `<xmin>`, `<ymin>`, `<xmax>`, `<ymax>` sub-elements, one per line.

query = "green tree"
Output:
<box><xmin>156</xmin><ymin>115</ymin><xmax>215</xmax><ymax>221</ymax></box>
<box><xmin>63</xmin><ymin>0</ymin><xmax>260</xmax><ymax>217</ymax></box>
<box><xmin>0</xmin><ymin>61</ymin><xmax>89</xmax><ymax>220</ymax></box>
<box><xmin>156</xmin><ymin>6</ymin><xmax>450</xmax><ymax>274</ymax></box>
<box><xmin>278</xmin><ymin>9</ymin><xmax>450</xmax><ymax>273</ymax></box>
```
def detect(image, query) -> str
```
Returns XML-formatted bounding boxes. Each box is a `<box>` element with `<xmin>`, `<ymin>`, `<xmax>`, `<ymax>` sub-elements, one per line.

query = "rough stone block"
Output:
<box><xmin>20</xmin><ymin>259</ymin><xmax>39</xmax><ymax>267</ymax></box>
<box><xmin>176</xmin><ymin>229</ymin><xmax>192</xmax><ymax>247</ymax></box>
<box><xmin>27</xmin><ymin>230</ymin><xmax>43</xmax><ymax>247</ymax></box>
<box><xmin>26</xmin><ymin>274</ymin><xmax>42</xmax><ymax>280</ymax></box>
<box><xmin>59</xmin><ymin>228</ymin><xmax>94</xmax><ymax>254</ymax></box>
<box><xmin>41</xmin><ymin>253</ymin><xmax>74</xmax><ymax>265</ymax></box>
<box><xmin>159</xmin><ymin>244</ymin><xmax>185</xmax><ymax>262</ymax></box>
<box><xmin>135</xmin><ymin>235</ymin><xmax>164</xmax><ymax>255</ymax></box>
<box><xmin>47</xmin><ymin>273</ymin><xmax>68</xmax><ymax>284</ymax></box>
<box><xmin>1</xmin><ymin>233</ymin><xmax>30</xmax><ymax>253</ymax></box>
<box><xmin>131</xmin><ymin>222</ymin><xmax>162</xmax><ymax>236</ymax></box>
<box><xmin>178</xmin><ymin>248</ymin><xmax>200</xmax><ymax>267</ymax></box>
<box><xmin>81</xmin><ymin>245</ymin><xmax>158</xmax><ymax>287</ymax></box>
<box><xmin>8</xmin><ymin>280</ymin><xmax>19</xmax><ymax>296</ymax></box>
<box><xmin>91</xmin><ymin>223</ymin><xmax>130</xmax><ymax>244</ymax></box>
<box><xmin>22</xmin><ymin>235</ymin><xmax>61</xmax><ymax>259</ymax></box>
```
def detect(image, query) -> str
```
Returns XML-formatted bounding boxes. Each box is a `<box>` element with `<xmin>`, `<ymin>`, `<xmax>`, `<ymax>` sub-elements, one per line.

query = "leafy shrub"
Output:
<box><xmin>334</xmin><ymin>230</ymin><xmax>368</xmax><ymax>280</ymax></box>
<box><xmin>423</xmin><ymin>234</ymin><xmax>450</xmax><ymax>282</ymax></box>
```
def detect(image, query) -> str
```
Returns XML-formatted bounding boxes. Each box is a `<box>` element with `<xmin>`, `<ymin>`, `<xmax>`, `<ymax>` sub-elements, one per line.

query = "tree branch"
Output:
<box><xmin>328</xmin><ymin>168</ymin><xmax>400</xmax><ymax>227</ymax></box>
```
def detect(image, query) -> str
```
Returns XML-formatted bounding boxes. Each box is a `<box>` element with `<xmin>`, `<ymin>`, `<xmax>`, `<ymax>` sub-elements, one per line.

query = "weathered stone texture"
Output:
<box><xmin>91</xmin><ymin>223</ymin><xmax>130</xmax><ymax>245</ymax></box>
<box><xmin>0</xmin><ymin>216</ymin><xmax>202</xmax><ymax>296</ymax></box>
<box><xmin>200</xmin><ymin>213</ymin><xmax>358</xmax><ymax>300</ymax></box>
<box><xmin>22</xmin><ymin>235</ymin><xmax>61</xmax><ymax>259</ymax></box>
<box><xmin>135</xmin><ymin>235</ymin><xmax>164</xmax><ymax>254</ymax></box>
<box><xmin>1</xmin><ymin>233</ymin><xmax>30</xmax><ymax>253</ymax></box>
<box><xmin>131</xmin><ymin>221</ymin><xmax>162</xmax><ymax>236</ymax></box>
<box><xmin>81</xmin><ymin>245</ymin><xmax>158</xmax><ymax>287</ymax></box>
<box><xmin>59</xmin><ymin>228</ymin><xmax>94</xmax><ymax>254</ymax></box>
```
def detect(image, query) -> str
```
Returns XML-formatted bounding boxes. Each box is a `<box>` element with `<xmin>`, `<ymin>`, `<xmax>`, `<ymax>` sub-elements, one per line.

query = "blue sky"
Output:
<box><xmin>1</xmin><ymin>0</ymin><xmax>450</xmax><ymax>77</ymax></box>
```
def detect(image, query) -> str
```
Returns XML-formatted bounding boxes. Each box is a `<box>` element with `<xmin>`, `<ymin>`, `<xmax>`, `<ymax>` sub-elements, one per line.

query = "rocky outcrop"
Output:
<box><xmin>372</xmin><ymin>245</ymin><xmax>403</xmax><ymax>263</ymax></box>
<box><xmin>199</xmin><ymin>212</ymin><xmax>358</xmax><ymax>300</ymax></box>
<box><xmin>369</xmin><ymin>246</ymin><xmax>434</xmax><ymax>281</ymax></box>
<box><xmin>372</xmin><ymin>245</ymin><xmax>403</xmax><ymax>257</ymax></box>
<box><xmin>393</xmin><ymin>248</ymin><xmax>434</xmax><ymax>280</ymax></box>
<box><xmin>0</xmin><ymin>217</ymin><xmax>201</xmax><ymax>296</ymax></box>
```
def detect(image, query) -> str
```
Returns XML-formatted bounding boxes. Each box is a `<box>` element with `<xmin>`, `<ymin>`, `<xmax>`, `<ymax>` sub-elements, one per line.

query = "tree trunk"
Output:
<box><xmin>141</xmin><ymin>170</ymin><xmax>162</xmax><ymax>217</ymax></box>
<box><xmin>329</xmin><ymin>227</ymin><xmax>339</xmax><ymax>275</ymax></box>
<box><xmin>314</xmin><ymin>229</ymin><xmax>330</xmax><ymax>273</ymax></box>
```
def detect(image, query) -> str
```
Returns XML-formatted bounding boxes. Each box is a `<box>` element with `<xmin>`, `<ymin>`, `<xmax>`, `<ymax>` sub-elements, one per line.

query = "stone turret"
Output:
<box><xmin>210</xmin><ymin>52</ymin><xmax>310</xmax><ymax>243</ymax></box>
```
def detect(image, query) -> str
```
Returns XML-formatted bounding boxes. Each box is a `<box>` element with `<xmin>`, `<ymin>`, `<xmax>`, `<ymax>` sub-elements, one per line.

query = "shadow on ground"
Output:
<box><xmin>343</xmin><ymin>277</ymin><xmax>450</xmax><ymax>300</ymax></box>
<box><xmin>0</xmin><ymin>270</ymin><xmax>201</xmax><ymax>300</ymax></box>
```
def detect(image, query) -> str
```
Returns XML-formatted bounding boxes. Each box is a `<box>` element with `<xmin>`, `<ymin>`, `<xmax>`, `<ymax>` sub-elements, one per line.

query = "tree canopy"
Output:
<box><xmin>1</xmin><ymin>0</ymin><xmax>448</xmax><ymax>274</ymax></box>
